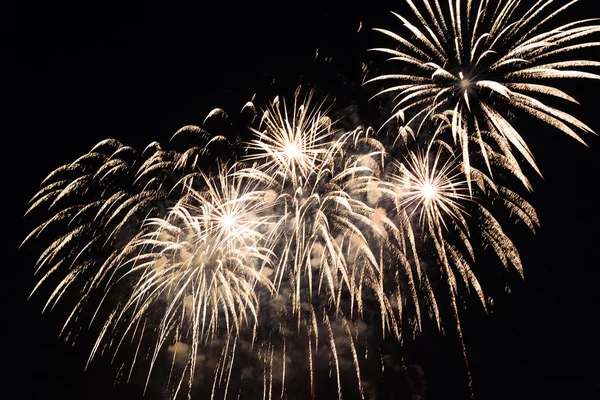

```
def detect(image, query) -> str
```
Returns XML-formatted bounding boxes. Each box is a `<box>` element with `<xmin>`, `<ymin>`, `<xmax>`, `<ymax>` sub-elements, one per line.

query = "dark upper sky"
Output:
<box><xmin>5</xmin><ymin>1</ymin><xmax>600</xmax><ymax>399</ymax></box>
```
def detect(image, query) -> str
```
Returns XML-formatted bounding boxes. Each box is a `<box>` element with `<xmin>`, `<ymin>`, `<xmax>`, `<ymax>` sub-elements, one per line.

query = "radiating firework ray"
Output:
<box><xmin>367</xmin><ymin>0</ymin><xmax>600</xmax><ymax>190</ymax></box>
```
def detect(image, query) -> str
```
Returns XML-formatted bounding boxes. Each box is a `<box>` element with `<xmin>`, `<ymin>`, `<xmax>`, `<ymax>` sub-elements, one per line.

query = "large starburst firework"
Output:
<box><xmin>368</xmin><ymin>0</ymin><xmax>599</xmax><ymax>190</ymax></box>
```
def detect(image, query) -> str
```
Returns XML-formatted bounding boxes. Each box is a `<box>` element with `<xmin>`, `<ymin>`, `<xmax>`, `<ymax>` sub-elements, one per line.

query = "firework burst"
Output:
<box><xmin>368</xmin><ymin>0</ymin><xmax>600</xmax><ymax>190</ymax></box>
<box><xmin>98</xmin><ymin>162</ymin><xmax>277</xmax><ymax>396</ymax></box>
<box><xmin>392</xmin><ymin>143</ymin><xmax>470</xmax><ymax>231</ymax></box>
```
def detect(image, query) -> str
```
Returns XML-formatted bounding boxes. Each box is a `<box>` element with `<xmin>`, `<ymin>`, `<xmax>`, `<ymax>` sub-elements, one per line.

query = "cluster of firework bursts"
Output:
<box><xmin>22</xmin><ymin>1</ymin><xmax>599</xmax><ymax>399</ymax></box>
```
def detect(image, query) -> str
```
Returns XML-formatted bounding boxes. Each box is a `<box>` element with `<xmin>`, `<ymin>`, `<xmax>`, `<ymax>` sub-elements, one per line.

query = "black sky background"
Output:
<box><xmin>5</xmin><ymin>1</ymin><xmax>600</xmax><ymax>399</ymax></box>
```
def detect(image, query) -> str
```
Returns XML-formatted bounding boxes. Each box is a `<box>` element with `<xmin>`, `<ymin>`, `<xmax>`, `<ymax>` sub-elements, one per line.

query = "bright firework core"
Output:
<box><xmin>459</xmin><ymin>72</ymin><xmax>471</xmax><ymax>90</ymax></box>
<box><xmin>285</xmin><ymin>143</ymin><xmax>301</xmax><ymax>158</ymax></box>
<box><xmin>420</xmin><ymin>182</ymin><xmax>438</xmax><ymax>201</ymax></box>
<box><xmin>221</xmin><ymin>213</ymin><xmax>235</xmax><ymax>228</ymax></box>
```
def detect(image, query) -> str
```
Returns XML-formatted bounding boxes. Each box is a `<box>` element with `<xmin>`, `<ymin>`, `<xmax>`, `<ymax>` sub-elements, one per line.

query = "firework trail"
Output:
<box><xmin>21</xmin><ymin>1</ymin><xmax>599</xmax><ymax>398</ymax></box>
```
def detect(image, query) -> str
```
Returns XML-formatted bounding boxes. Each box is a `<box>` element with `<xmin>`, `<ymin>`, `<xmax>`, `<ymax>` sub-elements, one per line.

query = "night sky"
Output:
<box><xmin>6</xmin><ymin>1</ymin><xmax>600</xmax><ymax>399</ymax></box>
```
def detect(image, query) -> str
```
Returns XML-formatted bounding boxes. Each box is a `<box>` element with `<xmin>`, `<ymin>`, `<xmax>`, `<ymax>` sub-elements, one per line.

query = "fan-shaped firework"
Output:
<box><xmin>21</xmin><ymin>2</ymin><xmax>599</xmax><ymax>396</ymax></box>
<box><xmin>367</xmin><ymin>0</ymin><xmax>599</xmax><ymax>190</ymax></box>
